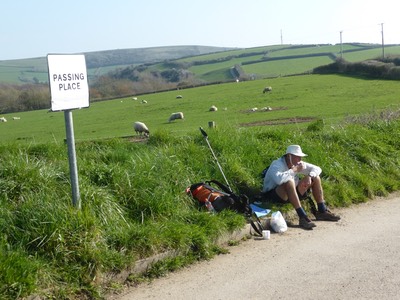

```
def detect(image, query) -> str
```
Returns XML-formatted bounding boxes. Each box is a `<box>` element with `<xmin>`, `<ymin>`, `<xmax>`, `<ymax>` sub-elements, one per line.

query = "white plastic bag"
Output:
<box><xmin>270</xmin><ymin>211</ymin><xmax>288</xmax><ymax>233</ymax></box>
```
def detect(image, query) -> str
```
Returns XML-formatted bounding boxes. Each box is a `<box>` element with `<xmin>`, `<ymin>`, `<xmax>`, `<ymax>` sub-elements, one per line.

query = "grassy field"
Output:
<box><xmin>3</xmin><ymin>43</ymin><xmax>400</xmax><ymax>85</ymax></box>
<box><xmin>169</xmin><ymin>43</ymin><xmax>400</xmax><ymax>80</ymax></box>
<box><xmin>1</xmin><ymin>74</ymin><xmax>399</xmax><ymax>145</ymax></box>
<box><xmin>3</xmin><ymin>72</ymin><xmax>400</xmax><ymax>299</ymax></box>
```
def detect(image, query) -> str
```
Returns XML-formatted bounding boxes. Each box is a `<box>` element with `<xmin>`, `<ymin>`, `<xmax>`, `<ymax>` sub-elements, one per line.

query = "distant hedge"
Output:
<box><xmin>313</xmin><ymin>57</ymin><xmax>400</xmax><ymax>80</ymax></box>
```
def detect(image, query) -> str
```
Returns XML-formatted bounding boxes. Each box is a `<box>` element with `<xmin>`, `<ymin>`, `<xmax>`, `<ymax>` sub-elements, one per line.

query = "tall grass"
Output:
<box><xmin>1</xmin><ymin>111</ymin><xmax>400</xmax><ymax>299</ymax></box>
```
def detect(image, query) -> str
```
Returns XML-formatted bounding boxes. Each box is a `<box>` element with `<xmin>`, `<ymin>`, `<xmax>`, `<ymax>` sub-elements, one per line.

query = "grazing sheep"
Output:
<box><xmin>176</xmin><ymin>95</ymin><xmax>183</xmax><ymax>99</ymax></box>
<box><xmin>261</xmin><ymin>106</ymin><xmax>272</xmax><ymax>111</ymax></box>
<box><xmin>132</xmin><ymin>97</ymin><xmax>138</xmax><ymax>100</ymax></box>
<box><xmin>263</xmin><ymin>86</ymin><xmax>272</xmax><ymax>93</ymax></box>
<box><xmin>168</xmin><ymin>112</ymin><xmax>184</xmax><ymax>122</ymax></box>
<box><xmin>0</xmin><ymin>117</ymin><xmax>7</xmax><ymax>122</ymax></box>
<box><xmin>133</xmin><ymin>121</ymin><xmax>150</xmax><ymax>137</ymax></box>
<box><xmin>251</xmin><ymin>107</ymin><xmax>258</xmax><ymax>112</ymax></box>
<box><xmin>12</xmin><ymin>117</ymin><xmax>21</xmax><ymax>120</ymax></box>
<box><xmin>141</xmin><ymin>99</ymin><xmax>147</xmax><ymax>104</ymax></box>
<box><xmin>209</xmin><ymin>105</ymin><xmax>218</xmax><ymax>112</ymax></box>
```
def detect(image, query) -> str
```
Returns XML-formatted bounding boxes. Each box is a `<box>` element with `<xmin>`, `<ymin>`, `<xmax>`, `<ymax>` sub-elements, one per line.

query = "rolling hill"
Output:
<box><xmin>2</xmin><ymin>43</ymin><xmax>400</xmax><ymax>86</ymax></box>
<box><xmin>0</xmin><ymin>45</ymin><xmax>235</xmax><ymax>84</ymax></box>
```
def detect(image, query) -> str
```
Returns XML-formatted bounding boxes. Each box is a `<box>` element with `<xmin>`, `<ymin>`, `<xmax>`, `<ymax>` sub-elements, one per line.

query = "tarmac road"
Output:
<box><xmin>111</xmin><ymin>192</ymin><xmax>400</xmax><ymax>300</ymax></box>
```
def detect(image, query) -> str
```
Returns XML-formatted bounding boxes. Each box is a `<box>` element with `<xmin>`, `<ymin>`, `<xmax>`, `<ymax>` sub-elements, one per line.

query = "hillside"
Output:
<box><xmin>0</xmin><ymin>45</ymin><xmax>236</xmax><ymax>84</ymax></box>
<box><xmin>3</xmin><ymin>43</ymin><xmax>400</xmax><ymax>86</ymax></box>
<box><xmin>2</xmin><ymin>43</ymin><xmax>400</xmax><ymax>114</ymax></box>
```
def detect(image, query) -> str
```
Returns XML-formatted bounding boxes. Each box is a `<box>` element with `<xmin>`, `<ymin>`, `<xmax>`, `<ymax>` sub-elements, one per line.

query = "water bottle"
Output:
<box><xmin>205</xmin><ymin>199</ymin><xmax>216</xmax><ymax>213</ymax></box>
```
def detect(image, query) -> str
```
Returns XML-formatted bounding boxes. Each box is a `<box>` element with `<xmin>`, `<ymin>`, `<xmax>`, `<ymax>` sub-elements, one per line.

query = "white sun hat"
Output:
<box><xmin>286</xmin><ymin>145</ymin><xmax>307</xmax><ymax>157</ymax></box>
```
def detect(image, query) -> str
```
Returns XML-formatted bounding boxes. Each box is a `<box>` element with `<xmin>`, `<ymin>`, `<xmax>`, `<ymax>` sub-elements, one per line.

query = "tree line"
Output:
<box><xmin>313</xmin><ymin>56</ymin><xmax>400</xmax><ymax>79</ymax></box>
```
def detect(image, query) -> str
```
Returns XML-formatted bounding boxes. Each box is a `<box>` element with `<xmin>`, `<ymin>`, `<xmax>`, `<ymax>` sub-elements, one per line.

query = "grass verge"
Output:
<box><xmin>1</xmin><ymin>109</ymin><xmax>400</xmax><ymax>299</ymax></box>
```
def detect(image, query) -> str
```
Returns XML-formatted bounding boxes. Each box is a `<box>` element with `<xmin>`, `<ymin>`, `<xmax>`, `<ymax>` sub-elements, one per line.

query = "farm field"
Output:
<box><xmin>2</xmin><ymin>43</ymin><xmax>400</xmax><ymax>85</ymax></box>
<box><xmin>1</xmin><ymin>74</ymin><xmax>399</xmax><ymax>145</ymax></box>
<box><xmin>160</xmin><ymin>43</ymin><xmax>400</xmax><ymax>80</ymax></box>
<box><xmin>3</xmin><ymin>71</ymin><xmax>400</xmax><ymax>299</ymax></box>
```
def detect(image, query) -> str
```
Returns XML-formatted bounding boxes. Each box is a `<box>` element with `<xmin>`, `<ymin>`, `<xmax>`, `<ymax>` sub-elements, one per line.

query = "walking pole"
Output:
<box><xmin>199</xmin><ymin>127</ymin><xmax>232</xmax><ymax>191</ymax></box>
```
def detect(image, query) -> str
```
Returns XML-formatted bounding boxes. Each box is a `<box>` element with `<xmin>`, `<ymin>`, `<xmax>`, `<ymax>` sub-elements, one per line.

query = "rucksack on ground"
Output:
<box><xmin>186</xmin><ymin>179</ymin><xmax>251</xmax><ymax>216</ymax></box>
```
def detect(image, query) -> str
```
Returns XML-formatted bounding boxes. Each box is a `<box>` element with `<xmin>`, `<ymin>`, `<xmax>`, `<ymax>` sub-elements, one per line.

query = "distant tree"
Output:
<box><xmin>160</xmin><ymin>69</ymin><xmax>181</xmax><ymax>82</ymax></box>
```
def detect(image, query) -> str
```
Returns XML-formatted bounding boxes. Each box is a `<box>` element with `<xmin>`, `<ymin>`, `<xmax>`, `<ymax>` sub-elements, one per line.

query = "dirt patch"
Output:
<box><xmin>240</xmin><ymin>116</ymin><xmax>316</xmax><ymax>127</ymax></box>
<box><xmin>241</xmin><ymin>106</ymin><xmax>287</xmax><ymax>114</ymax></box>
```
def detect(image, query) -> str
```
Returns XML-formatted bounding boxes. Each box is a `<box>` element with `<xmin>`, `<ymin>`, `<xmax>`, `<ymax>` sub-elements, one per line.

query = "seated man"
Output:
<box><xmin>262</xmin><ymin>145</ymin><xmax>340</xmax><ymax>230</ymax></box>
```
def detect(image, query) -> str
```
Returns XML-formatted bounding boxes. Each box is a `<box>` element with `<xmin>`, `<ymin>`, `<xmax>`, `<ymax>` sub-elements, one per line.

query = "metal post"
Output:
<box><xmin>64</xmin><ymin>110</ymin><xmax>81</xmax><ymax>209</ymax></box>
<box><xmin>340</xmin><ymin>31</ymin><xmax>343</xmax><ymax>59</ymax></box>
<box><xmin>380</xmin><ymin>23</ymin><xmax>385</xmax><ymax>59</ymax></box>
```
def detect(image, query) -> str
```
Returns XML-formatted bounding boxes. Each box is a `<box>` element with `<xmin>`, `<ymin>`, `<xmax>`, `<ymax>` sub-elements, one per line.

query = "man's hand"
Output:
<box><xmin>292</xmin><ymin>161</ymin><xmax>305</xmax><ymax>173</ymax></box>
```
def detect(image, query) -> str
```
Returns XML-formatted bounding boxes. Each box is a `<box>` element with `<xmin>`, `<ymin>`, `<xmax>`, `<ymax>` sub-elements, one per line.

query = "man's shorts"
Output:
<box><xmin>262</xmin><ymin>187</ymin><xmax>309</xmax><ymax>203</ymax></box>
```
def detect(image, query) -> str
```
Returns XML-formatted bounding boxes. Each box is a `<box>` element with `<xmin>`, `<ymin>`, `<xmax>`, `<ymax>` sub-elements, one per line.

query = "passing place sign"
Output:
<box><xmin>47</xmin><ymin>54</ymin><xmax>89</xmax><ymax>111</ymax></box>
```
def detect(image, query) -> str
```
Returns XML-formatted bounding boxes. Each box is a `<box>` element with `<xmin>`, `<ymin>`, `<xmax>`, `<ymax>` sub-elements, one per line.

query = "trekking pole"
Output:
<box><xmin>199</xmin><ymin>127</ymin><xmax>232</xmax><ymax>191</ymax></box>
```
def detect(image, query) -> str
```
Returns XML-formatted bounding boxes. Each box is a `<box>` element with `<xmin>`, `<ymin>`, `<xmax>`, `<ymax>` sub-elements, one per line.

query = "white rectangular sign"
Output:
<box><xmin>47</xmin><ymin>54</ymin><xmax>89</xmax><ymax>111</ymax></box>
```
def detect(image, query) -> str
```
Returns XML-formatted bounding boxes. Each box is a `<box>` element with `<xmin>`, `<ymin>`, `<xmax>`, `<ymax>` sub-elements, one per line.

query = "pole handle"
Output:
<box><xmin>199</xmin><ymin>127</ymin><xmax>208</xmax><ymax>138</ymax></box>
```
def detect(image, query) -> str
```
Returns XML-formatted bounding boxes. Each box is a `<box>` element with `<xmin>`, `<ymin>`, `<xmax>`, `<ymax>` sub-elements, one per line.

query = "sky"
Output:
<box><xmin>1</xmin><ymin>0</ymin><xmax>399</xmax><ymax>60</ymax></box>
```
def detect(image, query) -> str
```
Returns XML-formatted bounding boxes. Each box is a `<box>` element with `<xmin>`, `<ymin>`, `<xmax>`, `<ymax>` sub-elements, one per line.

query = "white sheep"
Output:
<box><xmin>12</xmin><ymin>117</ymin><xmax>21</xmax><ymax>120</ymax></box>
<box><xmin>251</xmin><ymin>107</ymin><xmax>258</xmax><ymax>112</ymax></box>
<box><xmin>209</xmin><ymin>105</ymin><xmax>218</xmax><ymax>112</ymax></box>
<box><xmin>141</xmin><ymin>99</ymin><xmax>147</xmax><ymax>104</ymax></box>
<box><xmin>168</xmin><ymin>112</ymin><xmax>184</xmax><ymax>122</ymax></box>
<box><xmin>0</xmin><ymin>117</ymin><xmax>7</xmax><ymax>122</ymax></box>
<box><xmin>263</xmin><ymin>86</ymin><xmax>272</xmax><ymax>93</ymax></box>
<box><xmin>133</xmin><ymin>121</ymin><xmax>150</xmax><ymax>137</ymax></box>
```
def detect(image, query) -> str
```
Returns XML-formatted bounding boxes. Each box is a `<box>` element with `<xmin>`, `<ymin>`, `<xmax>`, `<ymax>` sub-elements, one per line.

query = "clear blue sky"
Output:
<box><xmin>1</xmin><ymin>0</ymin><xmax>398</xmax><ymax>60</ymax></box>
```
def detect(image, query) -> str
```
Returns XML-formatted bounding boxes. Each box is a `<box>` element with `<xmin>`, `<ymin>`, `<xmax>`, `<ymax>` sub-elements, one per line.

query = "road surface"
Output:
<box><xmin>111</xmin><ymin>193</ymin><xmax>400</xmax><ymax>300</ymax></box>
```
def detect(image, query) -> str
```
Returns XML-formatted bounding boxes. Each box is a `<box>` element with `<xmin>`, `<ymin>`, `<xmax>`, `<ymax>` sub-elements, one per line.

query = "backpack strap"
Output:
<box><xmin>207</xmin><ymin>179</ymin><xmax>233</xmax><ymax>194</ymax></box>
<box><xmin>202</xmin><ymin>183</ymin><xmax>230</xmax><ymax>197</ymax></box>
<box><xmin>249</xmin><ymin>213</ymin><xmax>264</xmax><ymax>237</ymax></box>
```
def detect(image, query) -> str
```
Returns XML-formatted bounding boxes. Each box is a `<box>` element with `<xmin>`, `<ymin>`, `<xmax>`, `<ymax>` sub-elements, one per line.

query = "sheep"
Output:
<box><xmin>261</xmin><ymin>106</ymin><xmax>272</xmax><ymax>111</ymax></box>
<box><xmin>133</xmin><ymin>121</ymin><xmax>150</xmax><ymax>137</ymax></box>
<box><xmin>176</xmin><ymin>95</ymin><xmax>183</xmax><ymax>99</ymax></box>
<box><xmin>209</xmin><ymin>105</ymin><xmax>218</xmax><ymax>112</ymax></box>
<box><xmin>0</xmin><ymin>117</ymin><xmax>7</xmax><ymax>122</ymax></box>
<box><xmin>141</xmin><ymin>99</ymin><xmax>147</xmax><ymax>104</ymax></box>
<box><xmin>168</xmin><ymin>112</ymin><xmax>184</xmax><ymax>122</ymax></box>
<box><xmin>251</xmin><ymin>107</ymin><xmax>258</xmax><ymax>112</ymax></box>
<box><xmin>12</xmin><ymin>117</ymin><xmax>21</xmax><ymax>120</ymax></box>
<box><xmin>132</xmin><ymin>97</ymin><xmax>138</xmax><ymax>100</ymax></box>
<box><xmin>263</xmin><ymin>86</ymin><xmax>272</xmax><ymax>93</ymax></box>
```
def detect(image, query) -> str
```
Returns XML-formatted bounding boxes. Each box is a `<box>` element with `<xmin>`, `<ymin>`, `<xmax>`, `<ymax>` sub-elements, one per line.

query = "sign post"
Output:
<box><xmin>47</xmin><ymin>54</ymin><xmax>89</xmax><ymax>209</ymax></box>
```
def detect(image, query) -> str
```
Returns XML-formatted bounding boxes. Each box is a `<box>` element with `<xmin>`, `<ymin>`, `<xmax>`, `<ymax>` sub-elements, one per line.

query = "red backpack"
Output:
<box><xmin>186</xmin><ymin>180</ymin><xmax>250</xmax><ymax>215</ymax></box>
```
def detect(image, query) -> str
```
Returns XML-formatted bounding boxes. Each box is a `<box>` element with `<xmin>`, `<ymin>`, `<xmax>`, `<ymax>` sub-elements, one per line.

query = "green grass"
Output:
<box><xmin>242</xmin><ymin>56</ymin><xmax>334</xmax><ymax>76</ymax></box>
<box><xmin>343</xmin><ymin>45</ymin><xmax>400</xmax><ymax>62</ymax></box>
<box><xmin>2</xmin><ymin>113</ymin><xmax>400</xmax><ymax>299</ymax></box>
<box><xmin>2</xmin><ymin>74</ymin><xmax>400</xmax><ymax>299</ymax></box>
<box><xmin>4</xmin><ymin>43</ymin><xmax>400</xmax><ymax>85</ymax></box>
<box><xmin>1</xmin><ymin>74</ymin><xmax>400</xmax><ymax>144</ymax></box>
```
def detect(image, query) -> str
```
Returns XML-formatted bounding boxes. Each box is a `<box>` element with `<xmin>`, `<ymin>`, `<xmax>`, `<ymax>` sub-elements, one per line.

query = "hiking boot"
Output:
<box><xmin>299</xmin><ymin>217</ymin><xmax>316</xmax><ymax>230</ymax></box>
<box><xmin>314</xmin><ymin>209</ymin><xmax>341</xmax><ymax>221</ymax></box>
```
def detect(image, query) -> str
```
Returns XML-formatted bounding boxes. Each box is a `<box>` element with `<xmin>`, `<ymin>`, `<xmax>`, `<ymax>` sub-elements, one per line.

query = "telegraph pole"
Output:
<box><xmin>380</xmin><ymin>23</ymin><xmax>385</xmax><ymax>59</ymax></box>
<box><xmin>340</xmin><ymin>31</ymin><xmax>343</xmax><ymax>59</ymax></box>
